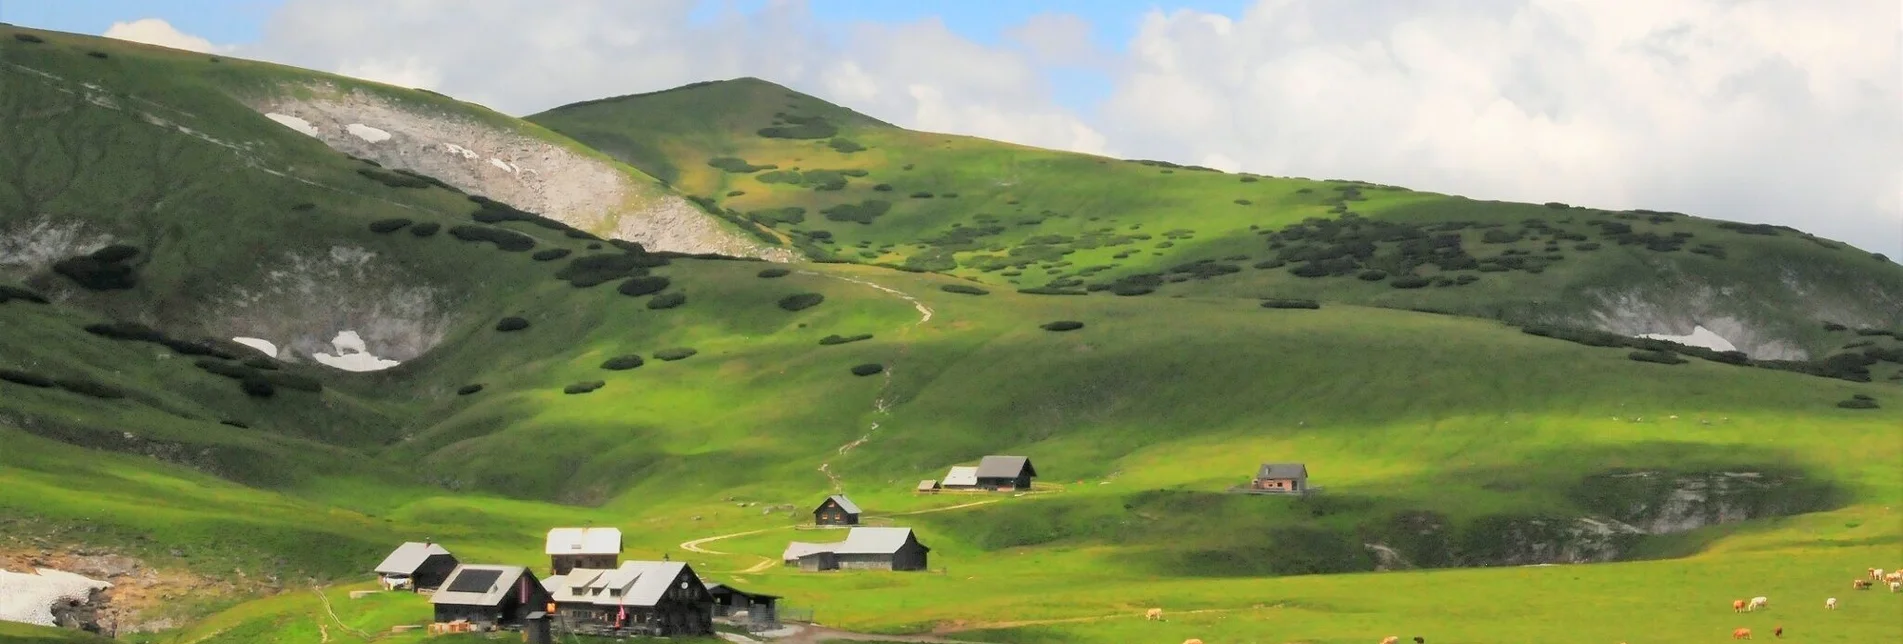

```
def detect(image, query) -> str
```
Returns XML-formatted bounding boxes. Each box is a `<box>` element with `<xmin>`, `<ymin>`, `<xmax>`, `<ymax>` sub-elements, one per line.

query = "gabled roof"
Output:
<box><xmin>545</xmin><ymin>527</ymin><xmax>622</xmax><ymax>555</ymax></box>
<box><xmin>942</xmin><ymin>466</ymin><xmax>979</xmax><ymax>487</ymax></box>
<box><xmin>430</xmin><ymin>565</ymin><xmax>535</xmax><ymax>607</ymax></box>
<box><xmin>544</xmin><ymin>561</ymin><xmax>695</xmax><ymax>607</ymax></box>
<box><xmin>816</xmin><ymin>494</ymin><xmax>862</xmax><ymax>515</ymax></box>
<box><xmin>916</xmin><ymin>479</ymin><xmax>939</xmax><ymax>491</ymax></box>
<box><xmin>834</xmin><ymin>527</ymin><xmax>924</xmax><ymax>555</ymax></box>
<box><xmin>1256</xmin><ymin>463</ymin><xmax>1308</xmax><ymax>479</ymax></box>
<box><xmin>374</xmin><ymin>542</ymin><xmax>452</xmax><ymax>575</ymax></box>
<box><xmin>976</xmin><ymin>455</ymin><xmax>1035</xmax><ymax>479</ymax></box>
<box><xmin>782</xmin><ymin>541</ymin><xmax>831</xmax><ymax>561</ymax></box>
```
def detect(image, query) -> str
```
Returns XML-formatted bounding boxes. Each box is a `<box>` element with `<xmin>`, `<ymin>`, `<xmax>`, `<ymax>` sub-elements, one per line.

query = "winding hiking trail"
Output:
<box><xmin>803</xmin><ymin>272</ymin><xmax>935</xmax><ymax>492</ymax></box>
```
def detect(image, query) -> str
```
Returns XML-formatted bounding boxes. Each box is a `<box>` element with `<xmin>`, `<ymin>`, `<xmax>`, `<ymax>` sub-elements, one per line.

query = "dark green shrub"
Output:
<box><xmin>0</xmin><ymin>369</ymin><xmax>55</xmax><ymax>388</ymax></box>
<box><xmin>161</xmin><ymin>338</ymin><xmax>241</xmax><ymax>360</ymax></box>
<box><xmin>240</xmin><ymin>376</ymin><xmax>275</xmax><ymax>398</ymax></box>
<box><xmin>241</xmin><ymin>356</ymin><xmax>279</xmax><ymax>371</ymax></box>
<box><xmin>52</xmin><ymin>246</ymin><xmax>141</xmax><ymax>291</ymax></box>
<box><xmin>1017</xmin><ymin>287</ymin><xmax>1088</xmax><ymax>296</ymax></box>
<box><xmin>290</xmin><ymin>202</ymin><xmax>317</xmax><ymax>212</ymax></box>
<box><xmin>601</xmin><ymin>355</ymin><xmax>645</xmax><ymax>370</ymax></box>
<box><xmin>1262</xmin><ymin>299</ymin><xmax>1321</xmax><ymax>310</ymax></box>
<box><xmin>653</xmin><ymin>347</ymin><xmax>697</xmax><ymax>361</ymax></box>
<box><xmin>850</xmin><ymin>363</ymin><xmax>884</xmax><ymax>376</ymax></box>
<box><xmin>757</xmin><ymin>170</ymin><xmax>803</xmax><ymax>184</ymax></box>
<box><xmin>83</xmin><ymin>321</ymin><xmax>165</xmax><ymax>343</ymax></box>
<box><xmin>86</xmin><ymin>51</ymin><xmax>108</xmax><ymax>59</ymax></box>
<box><xmin>828</xmin><ymin>138</ymin><xmax>865</xmax><ymax>153</ymax></box>
<box><xmin>0</xmin><ymin>284</ymin><xmax>49</xmax><ymax>304</ymax></box>
<box><xmin>1628</xmin><ymin>350</ymin><xmax>1687</xmax><ymax>365</ymax></box>
<box><xmin>941</xmin><ymin>284</ymin><xmax>989</xmax><ymax>295</ymax></box>
<box><xmin>531</xmin><ymin>248</ymin><xmax>573</xmax><ymax>262</ymax></box>
<box><xmin>1390</xmin><ymin>276</ymin><xmax>1432</xmax><ymax>289</ymax></box>
<box><xmin>356</xmin><ymin>168</ymin><xmax>433</xmax><ymax>189</ymax></box>
<box><xmin>819</xmin><ymin>334</ymin><xmax>872</xmax><ymax>346</ymax></box>
<box><xmin>220</xmin><ymin>420</ymin><xmax>248</xmax><ymax>428</ymax></box>
<box><xmin>778</xmin><ymin>293</ymin><xmax>825</xmax><ymax>311</ymax></box>
<box><xmin>448</xmin><ymin>225</ymin><xmax>536</xmax><ymax>252</ymax></box>
<box><xmin>14</xmin><ymin>33</ymin><xmax>45</xmax><ymax>43</ymax></box>
<box><xmin>873</xmin><ymin>183</ymin><xmax>894</xmax><ymax>192</ymax></box>
<box><xmin>456</xmin><ymin>384</ymin><xmax>484</xmax><ymax>395</ymax></box>
<box><xmin>616</xmin><ymin>275</ymin><xmax>671</xmax><ymax>297</ymax></box>
<box><xmin>1823</xmin><ymin>322</ymin><xmax>1848</xmax><ymax>332</ymax></box>
<box><xmin>496</xmin><ymin>317</ymin><xmax>530</xmax><ymax>332</ymax></box>
<box><xmin>822</xmin><ymin>200</ymin><xmax>892</xmax><ymax>224</ymax></box>
<box><xmin>646</xmin><ymin>292</ymin><xmax>686</xmax><ymax>309</ymax></box>
<box><xmin>1836</xmin><ymin>397</ymin><xmax>1879</xmax><ymax>409</ymax></box>
<box><xmin>367</xmin><ymin>218</ymin><xmax>413</xmax><ymax>233</ymax></box>
<box><xmin>758</xmin><ymin>120</ymin><xmax>838</xmax><ymax>139</ymax></box>
<box><xmin>707</xmin><ymin>157</ymin><xmax>773</xmax><ymax>173</ymax></box>
<box><xmin>53</xmin><ymin>377</ymin><xmax>126</xmax><ymax>399</ymax></box>
<box><xmin>564</xmin><ymin>380</ymin><xmax>605</xmax><ymax>395</ymax></box>
<box><xmin>1234</xmin><ymin>199</ymin><xmax>1253</xmax><ymax>205</ymax></box>
<box><xmin>758</xmin><ymin>267</ymin><xmax>791</xmax><ymax>278</ymax></box>
<box><xmin>555</xmin><ymin>252</ymin><xmax>665</xmax><ymax>287</ymax></box>
<box><xmin>1357</xmin><ymin>270</ymin><xmax>1388</xmax><ymax>281</ymax></box>
<box><xmin>193</xmin><ymin>359</ymin><xmax>251</xmax><ymax>380</ymax></box>
<box><xmin>1041</xmin><ymin>320</ymin><xmax>1084</xmax><ymax>332</ymax></box>
<box><xmin>910</xmin><ymin>192</ymin><xmax>935</xmax><ymax>199</ymax></box>
<box><xmin>409</xmin><ymin>222</ymin><xmax>441</xmax><ymax>237</ymax></box>
<box><xmin>90</xmin><ymin>245</ymin><xmax>140</xmax><ymax>262</ymax></box>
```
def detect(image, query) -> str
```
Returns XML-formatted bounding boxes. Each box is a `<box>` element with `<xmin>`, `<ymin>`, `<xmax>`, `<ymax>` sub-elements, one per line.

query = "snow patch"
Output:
<box><xmin>231</xmin><ymin>337</ymin><xmax>279</xmax><ymax>358</ymax></box>
<box><xmin>487</xmin><ymin>157</ymin><xmax>518</xmax><ymax>173</ymax></box>
<box><xmin>0</xmin><ymin>568</ymin><xmax>110</xmax><ymax>627</ymax></box>
<box><xmin>1637</xmin><ymin>325</ymin><xmax>1738</xmax><ymax>353</ymax></box>
<box><xmin>345</xmin><ymin>123</ymin><xmax>391</xmax><ymax>143</ymax></box>
<box><xmin>264</xmin><ymin>112</ymin><xmax>320</xmax><ymax>137</ymax></box>
<box><xmin>443</xmin><ymin>143</ymin><xmax>479</xmax><ymax>160</ymax></box>
<box><xmin>311</xmin><ymin>330</ymin><xmax>401</xmax><ymax>372</ymax></box>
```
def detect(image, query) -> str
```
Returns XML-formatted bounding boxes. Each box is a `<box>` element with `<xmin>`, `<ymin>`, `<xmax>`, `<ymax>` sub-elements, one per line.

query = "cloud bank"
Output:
<box><xmin>112</xmin><ymin>0</ymin><xmax>1903</xmax><ymax>259</ymax></box>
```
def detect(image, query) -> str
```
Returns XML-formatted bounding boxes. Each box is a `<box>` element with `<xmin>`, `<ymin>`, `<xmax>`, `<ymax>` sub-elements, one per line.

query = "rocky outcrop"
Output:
<box><xmin>243</xmin><ymin>84</ymin><xmax>794</xmax><ymax>261</ymax></box>
<box><xmin>202</xmin><ymin>245</ymin><xmax>451</xmax><ymax>368</ymax></box>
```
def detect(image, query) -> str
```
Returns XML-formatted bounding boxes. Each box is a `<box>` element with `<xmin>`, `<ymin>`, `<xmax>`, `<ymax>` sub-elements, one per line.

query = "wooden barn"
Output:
<box><xmin>812</xmin><ymin>494</ymin><xmax>861</xmax><ymax>526</ymax></box>
<box><xmin>975</xmin><ymin>455</ymin><xmax>1037</xmax><ymax>491</ymax></box>
<box><xmin>782</xmin><ymin>527</ymin><xmax>929</xmax><ymax>572</ymax></box>
<box><xmin>545</xmin><ymin>527</ymin><xmax>622</xmax><ymax>575</ymax></box>
<box><xmin>373</xmin><ymin>541</ymin><xmax>458</xmax><ymax>591</ymax></box>
<box><xmin>429</xmin><ymin>564</ymin><xmax>551</xmax><ymax>628</ymax></box>
<box><xmin>705</xmin><ymin>583</ymin><xmax>780</xmax><ymax>627</ymax></box>
<box><xmin>541</xmin><ymin>561</ymin><xmax>713</xmax><ymax>637</ymax></box>
<box><xmin>1252</xmin><ymin>463</ymin><xmax>1309</xmax><ymax>493</ymax></box>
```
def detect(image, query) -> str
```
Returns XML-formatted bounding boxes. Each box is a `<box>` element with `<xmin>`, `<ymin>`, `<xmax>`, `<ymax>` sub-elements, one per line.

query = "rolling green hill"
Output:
<box><xmin>1</xmin><ymin>26</ymin><xmax>1899</xmax><ymax>644</ymax></box>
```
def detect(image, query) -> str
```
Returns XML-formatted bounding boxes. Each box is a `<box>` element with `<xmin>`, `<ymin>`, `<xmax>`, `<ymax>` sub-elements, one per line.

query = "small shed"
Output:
<box><xmin>975</xmin><ymin>455</ymin><xmax>1037</xmax><ymax>491</ymax></box>
<box><xmin>915</xmin><ymin>479</ymin><xmax>940</xmax><ymax>494</ymax></box>
<box><xmin>429</xmin><ymin>565</ymin><xmax>551</xmax><ymax>628</ymax></box>
<box><xmin>706</xmin><ymin>582</ymin><xmax>780</xmax><ymax>626</ymax></box>
<box><xmin>941</xmin><ymin>466</ymin><xmax>979</xmax><ymax>489</ymax></box>
<box><xmin>812</xmin><ymin>495</ymin><xmax>861</xmax><ymax>526</ymax></box>
<box><xmin>373</xmin><ymin>541</ymin><xmax>458</xmax><ymax>591</ymax></box>
<box><xmin>1252</xmin><ymin>463</ymin><xmax>1309</xmax><ymax>493</ymax></box>
<box><xmin>546</xmin><ymin>527</ymin><xmax>622</xmax><ymax>575</ymax></box>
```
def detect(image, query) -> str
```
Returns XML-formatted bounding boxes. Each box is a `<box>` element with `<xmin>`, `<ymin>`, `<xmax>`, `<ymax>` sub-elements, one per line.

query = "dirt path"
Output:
<box><xmin>310</xmin><ymin>585</ymin><xmax>371</xmax><ymax>641</ymax></box>
<box><xmin>803</xmin><ymin>272</ymin><xmax>935</xmax><ymax>492</ymax></box>
<box><xmin>682</xmin><ymin>527</ymin><xmax>787</xmax><ymax>555</ymax></box>
<box><xmin>883</xmin><ymin>499</ymin><xmax>1001</xmax><ymax>516</ymax></box>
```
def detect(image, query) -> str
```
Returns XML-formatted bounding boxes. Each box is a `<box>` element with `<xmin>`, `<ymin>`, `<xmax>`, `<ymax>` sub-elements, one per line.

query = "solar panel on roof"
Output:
<box><xmin>447</xmin><ymin>568</ymin><xmax>504</xmax><ymax>594</ymax></box>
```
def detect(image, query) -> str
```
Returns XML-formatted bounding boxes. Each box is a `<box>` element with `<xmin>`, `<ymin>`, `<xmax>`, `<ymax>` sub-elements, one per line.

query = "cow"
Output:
<box><xmin>1871</xmin><ymin>568</ymin><xmax>1883</xmax><ymax>581</ymax></box>
<box><xmin>1733</xmin><ymin>627</ymin><xmax>1752</xmax><ymax>640</ymax></box>
<box><xmin>1182</xmin><ymin>640</ymin><xmax>1203</xmax><ymax>644</ymax></box>
<box><xmin>1891</xmin><ymin>581</ymin><xmax>1901</xmax><ymax>593</ymax></box>
<box><xmin>1145</xmin><ymin>608</ymin><xmax>1163</xmax><ymax>621</ymax></box>
<box><xmin>1748</xmin><ymin>596</ymin><xmax>1769</xmax><ymax>611</ymax></box>
<box><xmin>1853</xmin><ymin>579</ymin><xmax>1872</xmax><ymax>590</ymax></box>
<box><xmin>1826</xmin><ymin>597</ymin><xmax>1837</xmax><ymax>610</ymax></box>
<box><xmin>1733</xmin><ymin>599</ymin><xmax>1748</xmax><ymax>612</ymax></box>
<box><xmin>1413</xmin><ymin>638</ymin><xmax>1425</xmax><ymax>644</ymax></box>
<box><xmin>1887</xmin><ymin>571</ymin><xmax>1902</xmax><ymax>583</ymax></box>
<box><xmin>1773</xmin><ymin>625</ymin><xmax>1783</xmax><ymax>638</ymax></box>
<box><xmin>1381</xmin><ymin>637</ymin><xmax>1399</xmax><ymax>644</ymax></box>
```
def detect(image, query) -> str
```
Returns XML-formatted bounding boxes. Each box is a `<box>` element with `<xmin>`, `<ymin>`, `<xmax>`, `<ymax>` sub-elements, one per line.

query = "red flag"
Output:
<box><xmin>616</xmin><ymin>605</ymin><xmax>627</xmax><ymax>627</ymax></box>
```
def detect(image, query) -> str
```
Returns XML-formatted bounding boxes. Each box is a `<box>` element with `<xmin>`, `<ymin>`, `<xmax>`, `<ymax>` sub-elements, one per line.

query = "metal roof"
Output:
<box><xmin>782</xmin><ymin>541</ymin><xmax>831</xmax><ymax>561</ymax></box>
<box><xmin>817</xmin><ymin>494</ymin><xmax>861</xmax><ymax>515</ymax></box>
<box><xmin>429</xmin><ymin>565</ymin><xmax>535</xmax><ymax>607</ymax></box>
<box><xmin>916</xmin><ymin>480</ymin><xmax>939</xmax><ymax>491</ymax></box>
<box><xmin>834</xmin><ymin>527</ymin><xmax>923</xmax><ymax>555</ymax></box>
<box><xmin>976</xmin><ymin>455</ymin><xmax>1035</xmax><ymax>479</ymax></box>
<box><xmin>545</xmin><ymin>527</ymin><xmax>622</xmax><ymax>555</ymax></box>
<box><xmin>543</xmin><ymin>561</ymin><xmax>694</xmax><ymax>607</ymax></box>
<box><xmin>1256</xmin><ymin>463</ymin><xmax>1308</xmax><ymax>479</ymax></box>
<box><xmin>942</xmin><ymin>466</ymin><xmax>979</xmax><ymax>487</ymax></box>
<box><xmin>374</xmin><ymin>542</ymin><xmax>451</xmax><ymax>575</ymax></box>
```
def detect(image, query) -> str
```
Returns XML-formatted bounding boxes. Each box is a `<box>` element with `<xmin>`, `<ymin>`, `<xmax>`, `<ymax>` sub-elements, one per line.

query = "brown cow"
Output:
<box><xmin>1773</xmin><ymin>625</ymin><xmax>1783</xmax><ymax>638</ymax></box>
<box><xmin>1732</xmin><ymin>599</ymin><xmax>1748</xmax><ymax>612</ymax></box>
<box><xmin>1733</xmin><ymin>627</ymin><xmax>1752</xmax><ymax>640</ymax></box>
<box><xmin>1853</xmin><ymin>579</ymin><xmax>1872</xmax><ymax>590</ymax></box>
<box><xmin>1380</xmin><ymin>637</ymin><xmax>1400</xmax><ymax>644</ymax></box>
<box><xmin>1182</xmin><ymin>640</ymin><xmax>1204</xmax><ymax>644</ymax></box>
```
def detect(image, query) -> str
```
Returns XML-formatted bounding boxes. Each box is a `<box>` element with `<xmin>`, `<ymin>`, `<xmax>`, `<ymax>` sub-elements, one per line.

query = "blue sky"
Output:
<box><xmin>1</xmin><ymin>0</ymin><xmax>1249</xmax><ymax>113</ymax></box>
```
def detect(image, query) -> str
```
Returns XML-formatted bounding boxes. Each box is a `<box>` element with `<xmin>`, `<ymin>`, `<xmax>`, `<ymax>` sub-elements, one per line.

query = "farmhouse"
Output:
<box><xmin>541</xmin><ymin>561</ymin><xmax>713</xmax><ymax>636</ymax></box>
<box><xmin>813</xmin><ymin>494</ymin><xmax>861</xmax><ymax>526</ymax></box>
<box><xmin>975</xmin><ymin>455</ymin><xmax>1037</xmax><ymax>491</ymax></box>
<box><xmin>546</xmin><ymin>527</ymin><xmax>621</xmax><ymax>575</ymax></box>
<box><xmin>782</xmin><ymin>527</ymin><xmax>929</xmax><ymax>572</ymax></box>
<box><xmin>941</xmin><ymin>466</ymin><xmax>979</xmax><ymax>489</ymax></box>
<box><xmin>706</xmin><ymin>583</ymin><xmax>780</xmax><ymax>627</ymax></box>
<box><xmin>373</xmin><ymin>541</ymin><xmax>458</xmax><ymax>591</ymax></box>
<box><xmin>429</xmin><ymin>564</ymin><xmax>552</xmax><ymax>628</ymax></box>
<box><xmin>1252</xmin><ymin>463</ymin><xmax>1309</xmax><ymax>493</ymax></box>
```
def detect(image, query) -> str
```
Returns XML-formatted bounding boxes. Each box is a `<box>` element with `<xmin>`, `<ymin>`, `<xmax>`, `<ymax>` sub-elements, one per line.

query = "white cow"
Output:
<box><xmin>1748</xmin><ymin>596</ymin><xmax>1769</xmax><ymax>611</ymax></box>
<box><xmin>1891</xmin><ymin>581</ymin><xmax>1901</xmax><ymax>593</ymax></box>
<box><xmin>1825</xmin><ymin>597</ymin><xmax>1837</xmax><ymax>610</ymax></box>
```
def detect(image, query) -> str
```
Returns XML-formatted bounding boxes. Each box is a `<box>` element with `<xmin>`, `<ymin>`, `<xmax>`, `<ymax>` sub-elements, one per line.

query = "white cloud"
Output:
<box><xmin>101</xmin><ymin>18</ymin><xmax>218</xmax><ymax>53</ymax></box>
<box><xmin>218</xmin><ymin>0</ymin><xmax>1896</xmax><ymax>259</ymax></box>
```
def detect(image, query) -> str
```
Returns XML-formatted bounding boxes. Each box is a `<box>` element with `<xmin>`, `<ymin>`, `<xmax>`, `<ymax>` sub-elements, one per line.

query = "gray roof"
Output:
<box><xmin>818</xmin><ymin>494</ymin><xmax>861</xmax><ymax>515</ymax></box>
<box><xmin>374</xmin><ymin>542</ymin><xmax>452</xmax><ymax>575</ymax></box>
<box><xmin>1257</xmin><ymin>463</ymin><xmax>1308</xmax><ymax>479</ymax></box>
<box><xmin>545</xmin><ymin>527</ymin><xmax>622</xmax><ymax>555</ymax></box>
<box><xmin>784</xmin><ymin>527</ymin><xmax>926</xmax><ymax>559</ymax></box>
<box><xmin>976</xmin><ymin>455</ymin><xmax>1035</xmax><ymax>479</ymax></box>
<box><xmin>782</xmin><ymin>541</ymin><xmax>831</xmax><ymax>561</ymax></box>
<box><xmin>544</xmin><ymin>561</ymin><xmax>693</xmax><ymax>607</ymax></box>
<box><xmin>916</xmin><ymin>479</ymin><xmax>939</xmax><ymax>491</ymax></box>
<box><xmin>706</xmin><ymin>583</ymin><xmax>781</xmax><ymax>600</ymax></box>
<box><xmin>430</xmin><ymin>565</ymin><xmax>534</xmax><ymax>607</ymax></box>
<box><xmin>942</xmin><ymin>466</ymin><xmax>979</xmax><ymax>487</ymax></box>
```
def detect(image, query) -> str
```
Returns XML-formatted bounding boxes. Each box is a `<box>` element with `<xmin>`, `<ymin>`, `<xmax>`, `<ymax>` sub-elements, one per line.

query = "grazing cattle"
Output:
<box><xmin>1748</xmin><ymin>596</ymin><xmax>1769</xmax><ymax>611</ymax></box>
<box><xmin>1871</xmin><ymin>568</ymin><xmax>1882</xmax><ymax>581</ymax></box>
<box><xmin>1733</xmin><ymin>599</ymin><xmax>1748</xmax><ymax>612</ymax></box>
<box><xmin>1380</xmin><ymin>637</ymin><xmax>1399</xmax><ymax>644</ymax></box>
<box><xmin>1183</xmin><ymin>640</ymin><xmax>1203</xmax><ymax>644</ymax></box>
<box><xmin>1888</xmin><ymin>571</ymin><xmax>1903</xmax><ymax>583</ymax></box>
<box><xmin>1826</xmin><ymin>597</ymin><xmax>1837</xmax><ymax>610</ymax></box>
<box><xmin>1733</xmin><ymin>627</ymin><xmax>1752</xmax><ymax>640</ymax></box>
<box><xmin>1853</xmin><ymin>579</ymin><xmax>1872</xmax><ymax>590</ymax></box>
<box><xmin>1145</xmin><ymin>608</ymin><xmax>1163</xmax><ymax>621</ymax></box>
<box><xmin>1773</xmin><ymin>625</ymin><xmax>1783</xmax><ymax>638</ymax></box>
<box><xmin>1891</xmin><ymin>581</ymin><xmax>1901</xmax><ymax>593</ymax></box>
<box><xmin>1413</xmin><ymin>638</ymin><xmax>1425</xmax><ymax>644</ymax></box>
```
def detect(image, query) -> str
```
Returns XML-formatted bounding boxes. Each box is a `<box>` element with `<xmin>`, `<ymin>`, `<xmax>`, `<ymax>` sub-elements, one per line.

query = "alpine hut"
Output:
<box><xmin>540</xmin><ymin>561</ymin><xmax>713</xmax><ymax>636</ymax></box>
<box><xmin>429</xmin><ymin>564</ymin><xmax>551</xmax><ymax>628</ymax></box>
<box><xmin>1251</xmin><ymin>463</ymin><xmax>1309</xmax><ymax>493</ymax></box>
<box><xmin>545</xmin><ymin>527</ymin><xmax>622</xmax><ymax>575</ymax></box>
<box><xmin>782</xmin><ymin>527</ymin><xmax>929</xmax><ymax>572</ymax></box>
<box><xmin>373</xmin><ymin>541</ymin><xmax>459</xmax><ymax>591</ymax></box>
<box><xmin>974</xmin><ymin>455</ymin><xmax>1037</xmax><ymax>491</ymax></box>
<box><xmin>813</xmin><ymin>494</ymin><xmax>862</xmax><ymax>526</ymax></box>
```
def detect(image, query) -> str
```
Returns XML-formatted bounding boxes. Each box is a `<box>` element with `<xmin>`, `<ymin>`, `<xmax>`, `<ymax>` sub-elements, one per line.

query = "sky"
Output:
<box><xmin>5</xmin><ymin>0</ymin><xmax>1899</xmax><ymax>261</ymax></box>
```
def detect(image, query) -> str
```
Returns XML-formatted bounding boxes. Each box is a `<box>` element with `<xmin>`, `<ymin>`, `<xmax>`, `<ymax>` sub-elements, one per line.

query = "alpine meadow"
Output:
<box><xmin>1</xmin><ymin>23</ymin><xmax>1900</xmax><ymax>644</ymax></box>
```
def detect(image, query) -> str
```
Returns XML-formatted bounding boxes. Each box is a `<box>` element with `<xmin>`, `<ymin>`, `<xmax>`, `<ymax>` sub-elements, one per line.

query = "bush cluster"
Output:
<box><xmin>821</xmin><ymin>200</ymin><xmax>892</xmax><ymax>224</ymax></box>
<box><xmin>1836</xmin><ymin>396</ymin><xmax>1879</xmax><ymax>409</ymax></box>
<box><xmin>0</xmin><ymin>284</ymin><xmax>49</xmax><ymax>304</ymax></box>
<box><xmin>13</xmin><ymin>33</ymin><xmax>45</xmax><ymax>43</ymax></box>
<box><xmin>758</xmin><ymin>114</ymin><xmax>838</xmax><ymax>139</ymax></box>
<box><xmin>850</xmin><ymin>363</ymin><xmax>884</xmax><ymax>376</ymax></box>
<box><xmin>456</xmin><ymin>384</ymin><xmax>484</xmax><ymax>395</ymax></box>
<box><xmin>778</xmin><ymin>293</ymin><xmax>825</xmax><ymax>311</ymax></box>
<box><xmin>617</xmin><ymin>275</ymin><xmax>671</xmax><ymax>297</ymax></box>
<box><xmin>555</xmin><ymin>252</ymin><xmax>668</xmax><ymax>287</ymax></box>
<box><xmin>1262</xmin><ymin>298</ymin><xmax>1321</xmax><ymax>309</ymax></box>
<box><xmin>828</xmin><ymin>138</ymin><xmax>865</xmax><ymax>153</ymax></box>
<box><xmin>53</xmin><ymin>245</ymin><xmax>141</xmax><ymax>291</ymax></box>
<box><xmin>1017</xmin><ymin>287</ymin><xmax>1088</xmax><ymax>296</ymax></box>
<box><xmin>819</xmin><ymin>333</ymin><xmax>872</xmax><ymax>346</ymax></box>
<box><xmin>646</xmin><ymin>292</ymin><xmax>686</xmax><ymax>309</ymax></box>
<box><xmin>448</xmin><ymin>225</ymin><xmax>536</xmax><ymax>252</ymax></box>
<box><xmin>1628</xmin><ymin>350</ymin><xmax>1687</xmax><ymax>365</ymax></box>
<box><xmin>194</xmin><ymin>359</ymin><xmax>321</xmax><ymax>393</ymax></box>
<box><xmin>531</xmin><ymin>248</ymin><xmax>573</xmax><ymax>262</ymax></box>
<box><xmin>83</xmin><ymin>321</ymin><xmax>244</xmax><ymax>360</ymax></box>
<box><xmin>496</xmin><ymin>317</ymin><xmax>530</xmax><ymax>332</ymax></box>
<box><xmin>707</xmin><ymin>157</ymin><xmax>775</xmax><ymax>173</ymax></box>
<box><xmin>1040</xmin><ymin>320</ymin><xmax>1085</xmax><ymax>332</ymax></box>
<box><xmin>367</xmin><ymin>218</ymin><xmax>413</xmax><ymax>233</ymax></box>
<box><xmin>564</xmin><ymin>380</ymin><xmax>605</xmax><ymax>395</ymax></box>
<box><xmin>0</xmin><ymin>368</ymin><xmax>55</xmax><ymax>388</ymax></box>
<box><xmin>409</xmin><ymin>222</ymin><xmax>441</xmax><ymax>237</ymax></box>
<box><xmin>601</xmin><ymin>355</ymin><xmax>645</xmax><ymax>370</ymax></box>
<box><xmin>653</xmin><ymin>347</ymin><xmax>697</xmax><ymax>361</ymax></box>
<box><xmin>356</xmin><ymin>168</ymin><xmax>434</xmax><ymax>189</ymax></box>
<box><xmin>757</xmin><ymin>267</ymin><xmax>791</xmax><ymax>278</ymax></box>
<box><xmin>940</xmin><ymin>284</ymin><xmax>989</xmax><ymax>296</ymax></box>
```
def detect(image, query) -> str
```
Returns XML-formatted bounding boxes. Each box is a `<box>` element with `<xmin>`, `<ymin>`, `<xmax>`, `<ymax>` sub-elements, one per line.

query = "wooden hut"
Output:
<box><xmin>541</xmin><ymin>561</ymin><xmax>713</xmax><ymax>637</ymax></box>
<box><xmin>373</xmin><ymin>541</ymin><xmax>458</xmax><ymax>591</ymax></box>
<box><xmin>1251</xmin><ymin>463</ymin><xmax>1309</xmax><ymax>493</ymax></box>
<box><xmin>783</xmin><ymin>527</ymin><xmax>929</xmax><ymax>572</ymax></box>
<box><xmin>812</xmin><ymin>495</ymin><xmax>862</xmax><ymax>526</ymax></box>
<box><xmin>429</xmin><ymin>565</ymin><xmax>551</xmax><ymax>628</ymax></box>
<box><xmin>545</xmin><ymin>527</ymin><xmax>621</xmax><ymax>575</ymax></box>
<box><xmin>975</xmin><ymin>455</ymin><xmax>1037</xmax><ymax>491</ymax></box>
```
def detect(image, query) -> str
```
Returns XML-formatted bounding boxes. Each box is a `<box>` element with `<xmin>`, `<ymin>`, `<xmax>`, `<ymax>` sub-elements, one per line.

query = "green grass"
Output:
<box><xmin>0</xmin><ymin>26</ymin><xmax>1898</xmax><ymax>644</ymax></box>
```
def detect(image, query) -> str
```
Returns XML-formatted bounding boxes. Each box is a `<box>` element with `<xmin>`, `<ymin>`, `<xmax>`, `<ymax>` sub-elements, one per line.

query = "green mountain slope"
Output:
<box><xmin>0</xmin><ymin>28</ymin><xmax>1898</xmax><ymax>644</ymax></box>
<box><xmin>530</xmin><ymin>77</ymin><xmax>1903</xmax><ymax>360</ymax></box>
